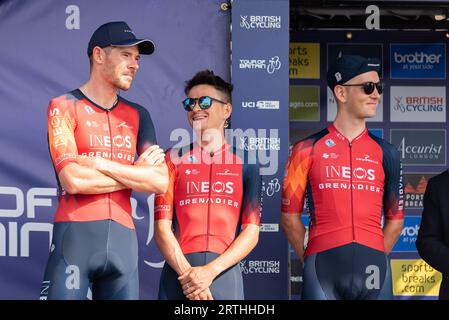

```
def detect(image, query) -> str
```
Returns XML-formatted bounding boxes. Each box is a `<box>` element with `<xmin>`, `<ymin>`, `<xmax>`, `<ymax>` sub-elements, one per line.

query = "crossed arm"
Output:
<box><xmin>58</xmin><ymin>145</ymin><xmax>169</xmax><ymax>195</ymax></box>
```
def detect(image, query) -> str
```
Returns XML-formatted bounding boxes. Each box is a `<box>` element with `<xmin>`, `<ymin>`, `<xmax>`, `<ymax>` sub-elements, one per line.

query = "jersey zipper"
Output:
<box><xmin>349</xmin><ymin>142</ymin><xmax>355</xmax><ymax>241</ymax></box>
<box><xmin>106</xmin><ymin>111</ymin><xmax>113</xmax><ymax>220</ymax></box>
<box><xmin>206</xmin><ymin>153</ymin><xmax>213</xmax><ymax>251</ymax></box>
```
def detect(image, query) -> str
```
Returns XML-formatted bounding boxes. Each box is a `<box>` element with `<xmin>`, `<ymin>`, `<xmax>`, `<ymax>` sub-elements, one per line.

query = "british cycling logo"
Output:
<box><xmin>390</xmin><ymin>86</ymin><xmax>445</xmax><ymax>123</ymax></box>
<box><xmin>393</xmin><ymin>96</ymin><xmax>405</xmax><ymax>112</ymax></box>
<box><xmin>239</xmin><ymin>260</ymin><xmax>280</xmax><ymax>274</ymax></box>
<box><xmin>239</xmin><ymin>136</ymin><xmax>281</xmax><ymax>151</ymax></box>
<box><xmin>392</xmin><ymin>90</ymin><xmax>444</xmax><ymax>113</ymax></box>
<box><xmin>239</xmin><ymin>15</ymin><xmax>281</xmax><ymax>29</ymax></box>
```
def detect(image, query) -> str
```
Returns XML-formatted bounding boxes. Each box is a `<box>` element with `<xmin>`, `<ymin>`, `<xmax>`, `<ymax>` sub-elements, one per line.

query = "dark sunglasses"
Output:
<box><xmin>340</xmin><ymin>82</ymin><xmax>384</xmax><ymax>95</ymax></box>
<box><xmin>182</xmin><ymin>96</ymin><xmax>228</xmax><ymax>112</ymax></box>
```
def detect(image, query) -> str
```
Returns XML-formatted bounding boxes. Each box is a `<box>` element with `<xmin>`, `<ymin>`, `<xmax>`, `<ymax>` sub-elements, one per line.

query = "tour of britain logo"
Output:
<box><xmin>239</xmin><ymin>56</ymin><xmax>282</xmax><ymax>74</ymax></box>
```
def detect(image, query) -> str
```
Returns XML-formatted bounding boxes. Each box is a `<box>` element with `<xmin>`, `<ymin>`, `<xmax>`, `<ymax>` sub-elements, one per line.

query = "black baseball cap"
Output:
<box><xmin>327</xmin><ymin>55</ymin><xmax>381</xmax><ymax>92</ymax></box>
<box><xmin>87</xmin><ymin>21</ymin><xmax>155</xmax><ymax>56</ymax></box>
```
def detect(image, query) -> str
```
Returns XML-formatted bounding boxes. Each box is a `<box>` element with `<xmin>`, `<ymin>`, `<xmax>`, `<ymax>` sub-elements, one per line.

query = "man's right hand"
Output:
<box><xmin>135</xmin><ymin>145</ymin><xmax>165</xmax><ymax>166</ymax></box>
<box><xmin>190</xmin><ymin>287</ymin><xmax>214</xmax><ymax>300</ymax></box>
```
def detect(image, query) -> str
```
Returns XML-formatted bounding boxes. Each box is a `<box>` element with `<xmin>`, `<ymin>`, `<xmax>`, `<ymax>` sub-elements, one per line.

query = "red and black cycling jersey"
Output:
<box><xmin>47</xmin><ymin>89</ymin><xmax>157</xmax><ymax>229</ymax></box>
<box><xmin>154</xmin><ymin>143</ymin><xmax>261</xmax><ymax>255</ymax></box>
<box><xmin>282</xmin><ymin>124</ymin><xmax>404</xmax><ymax>256</ymax></box>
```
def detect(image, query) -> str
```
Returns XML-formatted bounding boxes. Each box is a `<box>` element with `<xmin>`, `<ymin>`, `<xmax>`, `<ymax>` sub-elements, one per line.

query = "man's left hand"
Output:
<box><xmin>178</xmin><ymin>265</ymin><xmax>217</xmax><ymax>299</ymax></box>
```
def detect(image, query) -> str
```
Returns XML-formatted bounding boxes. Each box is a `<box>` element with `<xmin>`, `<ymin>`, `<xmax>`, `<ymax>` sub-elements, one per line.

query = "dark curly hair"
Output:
<box><xmin>184</xmin><ymin>69</ymin><xmax>233</xmax><ymax>103</ymax></box>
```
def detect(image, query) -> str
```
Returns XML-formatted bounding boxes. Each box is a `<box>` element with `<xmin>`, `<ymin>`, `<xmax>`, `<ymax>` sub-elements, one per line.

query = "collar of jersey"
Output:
<box><xmin>75</xmin><ymin>89</ymin><xmax>120</xmax><ymax>112</ymax></box>
<box><xmin>193</xmin><ymin>141</ymin><xmax>230</xmax><ymax>157</ymax></box>
<box><xmin>328</xmin><ymin>123</ymin><xmax>368</xmax><ymax>143</ymax></box>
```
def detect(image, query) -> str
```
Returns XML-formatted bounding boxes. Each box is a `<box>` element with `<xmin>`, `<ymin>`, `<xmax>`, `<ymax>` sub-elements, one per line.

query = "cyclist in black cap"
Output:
<box><xmin>282</xmin><ymin>54</ymin><xmax>404</xmax><ymax>300</ymax></box>
<box><xmin>40</xmin><ymin>21</ymin><xmax>168</xmax><ymax>300</ymax></box>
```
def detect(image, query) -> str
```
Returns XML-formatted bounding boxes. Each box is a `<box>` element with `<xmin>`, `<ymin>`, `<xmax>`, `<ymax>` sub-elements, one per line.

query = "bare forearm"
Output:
<box><xmin>207</xmin><ymin>224</ymin><xmax>259</xmax><ymax>278</ymax></box>
<box><xmin>98</xmin><ymin>160</ymin><xmax>169</xmax><ymax>194</ymax></box>
<box><xmin>59</xmin><ymin>163</ymin><xmax>127</xmax><ymax>195</ymax></box>
<box><xmin>281</xmin><ymin>213</ymin><xmax>306</xmax><ymax>262</ymax></box>
<box><xmin>155</xmin><ymin>222</ymin><xmax>191</xmax><ymax>275</ymax></box>
<box><xmin>383</xmin><ymin>219</ymin><xmax>404</xmax><ymax>254</ymax></box>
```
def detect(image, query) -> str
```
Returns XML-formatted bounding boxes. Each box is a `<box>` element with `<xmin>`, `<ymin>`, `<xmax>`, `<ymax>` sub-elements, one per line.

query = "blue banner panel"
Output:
<box><xmin>231</xmin><ymin>0</ymin><xmax>290</xmax><ymax>299</ymax></box>
<box><xmin>392</xmin><ymin>216</ymin><xmax>421</xmax><ymax>253</ymax></box>
<box><xmin>390</xmin><ymin>43</ymin><xmax>446</xmax><ymax>79</ymax></box>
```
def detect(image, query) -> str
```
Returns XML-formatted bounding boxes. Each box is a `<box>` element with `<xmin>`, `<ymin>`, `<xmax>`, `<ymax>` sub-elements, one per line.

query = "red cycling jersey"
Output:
<box><xmin>282</xmin><ymin>124</ymin><xmax>404</xmax><ymax>256</ymax></box>
<box><xmin>154</xmin><ymin>143</ymin><xmax>261</xmax><ymax>255</ymax></box>
<box><xmin>47</xmin><ymin>89</ymin><xmax>157</xmax><ymax>229</ymax></box>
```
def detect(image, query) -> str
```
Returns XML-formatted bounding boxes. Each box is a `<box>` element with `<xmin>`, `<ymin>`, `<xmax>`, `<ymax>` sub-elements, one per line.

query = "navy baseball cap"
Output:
<box><xmin>87</xmin><ymin>21</ymin><xmax>155</xmax><ymax>56</ymax></box>
<box><xmin>327</xmin><ymin>55</ymin><xmax>381</xmax><ymax>92</ymax></box>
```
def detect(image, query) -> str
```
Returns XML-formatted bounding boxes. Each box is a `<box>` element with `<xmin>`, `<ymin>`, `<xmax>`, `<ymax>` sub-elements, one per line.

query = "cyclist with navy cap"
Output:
<box><xmin>40</xmin><ymin>21</ymin><xmax>168</xmax><ymax>300</ymax></box>
<box><xmin>281</xmin><ymin>55</ymin><xmax>404</xmax><ymax>300</ymax></box>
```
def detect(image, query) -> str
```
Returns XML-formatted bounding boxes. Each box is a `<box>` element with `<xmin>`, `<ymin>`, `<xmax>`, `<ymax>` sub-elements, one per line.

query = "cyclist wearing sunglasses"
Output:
<box><xmin>282</xmin><ymin>55</ymin><xmax>404</xmax><ymax>300</ymax></box>
<box><xmin>41</xmin><ymin>22</ymin><xmax>168</xmax><ymax>300</ymax></box>
<box><xmin>154</xmin><ymin>70</ymin><xmax>261</xmax><ymax>300</ymax></box>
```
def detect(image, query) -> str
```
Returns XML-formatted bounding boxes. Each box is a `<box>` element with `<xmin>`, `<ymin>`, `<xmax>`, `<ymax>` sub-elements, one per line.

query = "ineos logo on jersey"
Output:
<box><xmin>186</xmin><ymin>181</ymin><xmax>234</xmax><ymax>194</ymax></box>
<box><xmin>325</xmin><ymin>166</ymin><xmax>376</xmax><ymax>181</ymax></box>
<box><xmin>89</xmin><ymin>134</ymin><xmax>132</xmax><ymax>149</ymax></box>
<box><xmin>49</xmin><ymin>107</ymin><xmax>67</xmax><ymax>147</ymax></box>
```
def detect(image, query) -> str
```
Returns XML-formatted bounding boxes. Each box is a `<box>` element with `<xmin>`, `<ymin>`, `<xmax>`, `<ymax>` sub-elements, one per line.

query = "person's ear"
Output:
<box><xmin>224</xmin><ymin>102</ymin><xmax>232</xmax><ymax>118</ymax></box>
<box><xmin>334</xmin><ymin>85</ymin><xmax>347</xmax><ymax>103</ymax></box>
<box><xmin>92</xmin><ymin>46</ymin><xmax>106</xmax><ymax>64</ymax></box>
